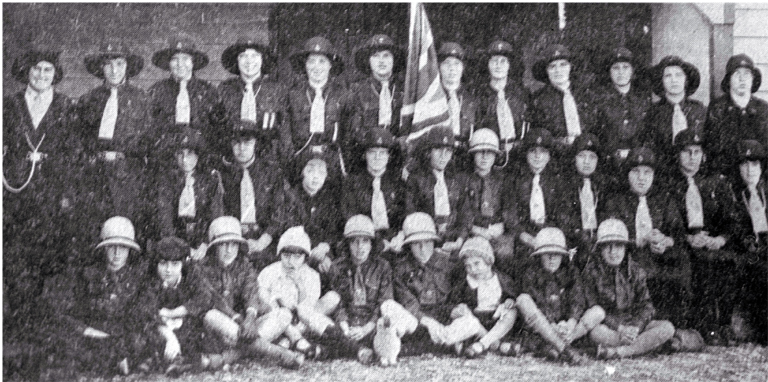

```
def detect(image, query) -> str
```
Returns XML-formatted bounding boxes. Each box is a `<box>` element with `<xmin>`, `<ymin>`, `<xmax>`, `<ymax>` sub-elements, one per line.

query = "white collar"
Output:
<box><xmin>730</xmin><ymin>92</ymin><xmax>751</xmax><ymax>109</ymax></box>
<box><xmin>25</xmin><ymin>85</ymin><xmax>53</xmax><ymax>100</ymax></box>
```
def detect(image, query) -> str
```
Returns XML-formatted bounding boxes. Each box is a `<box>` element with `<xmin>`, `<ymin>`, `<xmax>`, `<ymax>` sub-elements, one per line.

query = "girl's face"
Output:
<box><xmin>106</xmin><ymin>245</ymin><xmax>130</xmax><ymax>271</ymax></box>
<box><xmin>410</xmin><ymin>240</ymin><xmax>434</xmax><ymax>265</ymax></box>
<box><xmin>28</xmin><ymin>61</ymin><xmax>55</xmax><ymax>92</ymax></box>
<box><xmin>103</xmin><ymin>57</ymin><xmax>128</xmax><ymax>87</ymax></box>
<box><xmin>601</xmin><ymin>243</ymin><xmax>626</xmax><ymax>267</ymax></box>
<box><xmin>216</xmin><ymin>241</ymin><xmax>239</xmax><ymax>267</ymax></box>
<box><xmin>488</xmin><ymin>55</ymin><xmax>510</xmax><ymax>81</ymax></box>
<box><xmin>474</xmin><ymin>150</ymin><xmax>497</xmax><ymax>174</ymax></box>
<box><xmin>176</xmin><ymin>148</ymin><xmax>199</xmax><ymax>173</ymax></box>
<box><xmin>464</xmin><ymin>255</ymin><xmax>493</xmax><ymax>281</ymax></box>
<box><xmin>574</xmin><ymin>150</ymin><xmax>598</xmax><ymax>177</ymax></box>
<box><xmin>170</xmin><ymin>53</ymin><xmax>194</xmax><ymax>81</ymax></box>
<box><xmin>238</xmin><ymin>48</ymin><xmax>263</xmax><ymax>79</ymax></box>
<box><xmin>281</xmin><ymin>251</ymin><xmax>306</xmax><ymax>276</ymax></box>
<box><xmin>430</xmin><ymin>147</ymin><xmax>453</xmax><ymax>172</ymax></box>
<box><xmin>527</xmin><ymin>146</ymin><xmax>550</xmax><ymax>173</ymax></box>
<box><xmin>540</xmin><ymin>253</ymin><xmax>563</xmax><ymax>274</ymax></box>
<box><xmin>232</xmin><ymin>137</ymin><xmax>257</xmax><ymax>165</ymax></box>
<box><xmin>678</xmin><ymin>145</ymin><xmax>704</xmax><ymax>175</ymax></box>
<box><xmin>440</xmin><ymin>57</ymin><xmax>464</xmax><ymax>86</ymax></box>
<box><xmin>349</xmin><ymin>236</ymin><xmax>372</xmax><ymax>265</ymax></box>
<box><xmin>366</xmin><ymin>147</ymin><xmax>390</xmax><ymax>174</ymax></box>
<box><xmin>610</xmin><ymin>62</ymin><xmax>633</xmax><ymax>88</ymax></box>
<box><xmin>628</xmin><ymin>165</ymin><xmax>654</xmax><ymax>196</ymax></box>
<box><xmin>157</xmin><ymin>260</ymin><xmax>183</xmax><ymax>285</ymax></box>
<box><xmin>546</xmin><ymin>59</ymin><xmax>571</xmax><ymax>87</ymax></box>
<box><xmin>302</xmin><ymin>159</ymin><xmax>328</xmax><ymax>195</ymax></box>
<box><xmin>306</xmin><ymin>53</ymin><xmax>332</xmax><ymax>84</ymax></box>
<box><xmin>369</xmin><ymin>50</ymin><xmax>394</xmax><ymax>80</ymax></box>
<box><xmin>662</xmin><ymin>66</ymin><xmax>686</xmax><ymax>97</ymax></box>
<box><xmin>740</xmin><ymin>160</ymin><xmax>762</xmax><ymax>187</ymax></box>
<box><xmin>730</xmin><ymin>67</ymin><xmax>754</xmax><ymax>97</ymax></box>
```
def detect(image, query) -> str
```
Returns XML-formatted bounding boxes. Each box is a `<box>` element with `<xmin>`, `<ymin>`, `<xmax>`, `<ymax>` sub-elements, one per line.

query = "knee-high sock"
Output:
<box><xmin>616</xmin><ymin>320</ymin><xmax>675</xmax><ymax>358</ymax></box>
<box><xmin>516</xmin><ymin>294</ymin><xmax>566</xmax><ymax>352</ymax></box>
<box><xmin>246</xmin><ymin>337</ymin><xmax>302</xmax><ymax>365</ymax></box>
<box><xmin>479</xmin><ymin>310</ymin><xmax>517</xmax><ymax>349</ymax></box>
<box><xmin>297</xmin><ymin>305</ymin><xmax>335</xmax><ymax>335</ymax></box>
<box><xmin>443</xmin><ymin>315</ymin><xmax>486</xmax><ymax>345</ymax></box>
<box><xmin>570</xmin><ymin>305</ymin><xmax>606</xmax><ymax>343</ymax></box>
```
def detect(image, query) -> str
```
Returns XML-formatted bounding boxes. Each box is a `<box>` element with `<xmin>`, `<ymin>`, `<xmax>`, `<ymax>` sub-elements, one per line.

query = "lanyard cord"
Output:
<box><xmin>3</xmin><ymin>133</ymin><xmax>46</xmax><ymax>193</ymax></box>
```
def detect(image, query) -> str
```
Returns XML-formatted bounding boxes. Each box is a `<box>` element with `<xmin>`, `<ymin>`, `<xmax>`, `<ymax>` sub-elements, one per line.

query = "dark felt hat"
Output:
<box><xmin>603</xmin><ymin>47</ymin><xmax>637</xmax><ymax>73</ymax></box>
<box><xmin>522</xmin><ymin>128</ymin><xmax>554</xmax><ymax>152</ymax></box>
<box><xmin>152</xmin><ymin>36</ymin><xmax>209</xmax><ymax>71</ymax></box>
<box><xmin>12</xmin><ymin>49</ymin><xmax>65</xmax><ymax>85</ymax></box>
<box><xmin>532</xmin><ymin>44</ymin><xmax>571</xmax><ymax>83</ymax></box>
<box><xmin>221</xmin><ymin>35</ymin><xmax>275</xmax><ymax>76</ymax></box>
<box><xmin>625</xmin><ymin>146</ymin><xmax>656</xmax><ymax>171</ymax></box>
<box><xmin>737</xmin><ymin>139</ymin><xmax>766</xmax><ymax>163</ymax></box>
<box><xmin>721</xmin><ymin>53</ymin><xmax>762</xmax><ymax>94</ymax></box>
<box><xmin>673</xmin><ymin>129</ymin><xmax>705</xmax><ymax>152</ymax></box>
<box><xmin>423</xmin><ymin>126</ymin><xmax>456</xmax><ymax>151</ymax></box>
<box><xmin>360</xmin><ymin>127</ymin><xmax>396</xmax><ymax>150</ymax></box>
<box><xmin>230</xmin><ymin>119</ymin><xmax>261</xmax><ymax>141</ymax></box>
<box><xmin>289</xmin><ymin>36</ymin><xmax>344</xmax><ymax>76</ymax></box>
<box><xmin>354</xmin><ymin>34</ymin><xmax>405</xmax><ymax>75</ymax></box>
<box><xmin>295</xmin><ymin>145</ymin><xmax>335</xmax><ymax>173</ymax></box>
<box><xmin>571</xmin><ymin>133</ymin><xmax>602</xmax><ymax>158</ymax></box>
<box><xmin>84</xmin><ymin>40</ymin><xmax>144</xmax><ymax>79</ymax></box>
<box><xmin>162</xmin><ymin>124</ymin><xmax>208</xmax><ymax>153</ymax></box>
<box><xmin>437</xmin><ymin>42</ymin><xmax>466</xmax><ymax>62</ymax></box>
<box><xmin>154</xmin><ymin>236</ymin><xmax>189</xmax><ymax>262</ymax></box>
<box><xmin>651</xmin><ymin>55</ymin><xmax>700</xmax><ymax>97</ymax></box>
<box><xmin>478</xmin><ymin>40</ymin><xmax>524</xmax><ymax>80</ymax></box>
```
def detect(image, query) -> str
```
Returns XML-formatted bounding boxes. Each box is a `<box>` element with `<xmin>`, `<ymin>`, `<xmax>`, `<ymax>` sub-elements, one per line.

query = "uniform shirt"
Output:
<box><xmin>593</xmin><ymin>85</ymin><xmax>651</xmax><ymax>157</ymax></box>
<box><xmin>341</xmin><ymin>170</ymin><xmax>406</xmax><ymax>238</ymax></box>
<box><xmin>560</xmin><ymin>173</ymin><xmax>608</xmax><ymax>249</ymax></box>
<box><xmin>405</xmin><ymin>167</ymin><xmax>474</xmax><ymax>242</ymax></box>
<box><xmin>448</xmin><ymin>269</ymin><xmax>517</xmax><ymax>313</ymax></box>
<box><xmin>582</xmin><ymin>257</ymin><xmax>655</xmax><ymax>331</ymax></box>
<box><xmin>197</xmin><ymin>256</ymin><xmax>260</xmax><ymax>318</ymax></box>
<box><xmin>157</xmin><ymin>168</ymin><xmax>223</xmax><ymax>247</ymax></box>
<box><xmin>344</xmin><ymin>77</ymin><xmax>405</xmax><ymax>145</ymax></box>
<box><xmin>638</xmin><ymin>98</ymin><xmax>706</xmax><ymax>178</ymax></box>
<box><xmin>504</xmin><ymin>168</ymin><xmax>564</xmax><ymax>240</ymax></box>
<box><xmin>218</xmin><ymin>76</ymin><xmax>284</xmax><ymax>160</ymax></box>
<box><xmin>668</xmin><ymin>172</ymin><xmax>739</xmax><ymax>241</ymax></box>
<box><xmin>133</xmin><ymin>267</ymin><xmax>212</xmax><ymax>331</ymax></box>
<box><xmin>63</xmin><ymin>262</ymin><xmax>147</xmax><ymax>336</ymax></box>
<box><xmin>519</xmin><ymin>262</ymin><xmax>586</xmax><ymax>323</ymax></box>
<box><xmin>258</xmin><ymin>261</ymin><xmax>321</xmax><ymax>313</ymax></box>
<box><xmin>733</xmin><ymin>180</ymin><xmax>768</xmax><ymax>252</ymax></box>
<box><xmin>527</xmin><ymin>80</ymin><xmax>596</xmax><ymax>140</ymax></box>
<box><xmin>393</xmin><ymin>250</ymin><xmax>458</xmax><ymax>323</ymax></box>
<box><xmin>476</xmin><ymin>81</ymin><xmax>528</xmax><ymax>142</ymax></box>
<box><xmin>283</xmin><ymin>185</ymin><xmax>343</xmax><ymax>250</ymax></box>
<box><xmin>705</xmin><ymin>94</ymin><xmax>768</xmax><ymax>177</ymax></box>
<box><xmin>281</xmin><ymin>80</ymin><xmax>346</xmax><ymax>162</ymax></box>
<box><xmin>440</xmin><ymin>86</ymin><xmax>479</xmax><ymax>171</ymax></box>
<box><xmin>462</xmin><ymin>169</ymin><xmax>508</xmax><ymax>228</ymax></box>
<box><xmin>328</xmin><ymin>255</ymin><xmax>393</xmax><ymax>326</ymax></box>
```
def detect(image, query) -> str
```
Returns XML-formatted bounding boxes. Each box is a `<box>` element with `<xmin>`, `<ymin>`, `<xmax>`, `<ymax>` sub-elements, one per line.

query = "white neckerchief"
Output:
<box><xmin>685</xmin><ymin>175</ymin><xmax>704</xmax><ymax>228</ymax></box>
<box><xmin>241</xmin><ymin>79</ymin><xmax>260</xmax><ymax>122</ymax></box>
<box><xmin>309</xmin><ymin>85</ymin><xmax>325</xmax><ymax>134</ymax></box>
<box><xmin>433</xmin><ymin>169</ymin><xmax>451</xmax><ymax>217</ymax></box>
<box><xmin>378</xmin><ymin>80</ymin><xmax>392</xmax><ymax>126</ymax></box>
<box><xmin>635</xmin><ymin>195</ymin><xmax>653</xmax><ymax>247</ymax></box>
<box><xmin>98</xmin><ymin>86</ymin><xmax>119</xmax><ymax>140</ymax></box>
<box><xmin>530</xmin><ymin>172</ymin><xmax>546</xmax><ymax>225</ymax></box>
<box><xmin>178</xmin><ymin>172</ymin><xmax>196</xmax><ymax>218</ymax></box>
<box><xmin>175</xmin><ymin>79</ymin><xmax>191</xmax><ymax>124</ymax></box>
<box><xmin>580</xmin><ymin>178</ymin><xmax>597</xmax><ymax>230</ymax></box>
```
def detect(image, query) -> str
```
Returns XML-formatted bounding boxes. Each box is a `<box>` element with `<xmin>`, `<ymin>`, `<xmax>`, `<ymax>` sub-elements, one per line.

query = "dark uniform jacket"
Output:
<box><xmin>520</xmin><ymin>262</ymin><xmax>586</xmax><ymax>323</ymax></box>
<box><xmin>220</xmin><ymin>159</ymin><xmax>288</xmax><ymax>241</ymax></box>
<box><xmin>447</xmin><ymin>269</ymin><xmax>517</xmax><ymax>312</ymax></box>
<box><xmin>133</xmin><ymin>267</ymin><xmax>212</xmax><ymax>331</ymax></box>
<box><xmin>504</xmin><ymin>168</ymin><xmax>565</xmax><ymax>241</ymax></box>
<box><xmin>444</xmin><ymin>86</ymin><xmax>479</xmax><ymax>171</ymax></box>
<box><xmin>476</xmin><ymin>82</ymin><xmax>528</xmax><ymax>142</ymax></box>
<box><xmin>732</xmin><ymin>179</ymin><xmax>768</xmax><ymax>256</ymax></box>
<box><xmin>148</xmin><ymin>77</ymin><xmax>224</xmax><ymax>164</ymax></box>
<box><xmin>527</xmin><ymin>80</ymin><xmax>596</xmax><ymax>140</ymax></box>
<box><xmin>405</xmin><ymin>168</ymin><xmax>473</xmax><ymax>242</ymax></box>
<box><xmin>156</xmin><ymin>168</ymin><xmax>223</xmax><ymax>248</ymax></box>
<box><xmin>218</xmin><ymin>76</ymin><xmax>284</xmax><ymax>160</ymax></box>
<box><xmin>344</xmin><ymin>77</ymin><xmax>405</xmax><ymax>144</ymax></box>
<box><xmin>284</xmin><ymin>185</ymin><xmax>343</xmax><ymax>249</ymax></box>
<box><xmin>63</xmin><ymin>262</ymin><xmax>148</xmax><ymax>336</ymax></box>
<box><xmin>281</xmin><ymin>80</ymin><xmax>346</xmax><ymax>162</ymax></box>
<box><xmin>705</xmin><ymin>95</ymin><xmax>768</xmax><ymax>177</ymax></box>
<box><xmin>637</xmin><ymin>98</ymin><xmax>706</xmax><ymax>178</ymax></box>
<box><xmin>196</xmin><ymin>256</ymin><xmax>261</xmax><ymax>318</ymax></box>
<box><xmin>393</xmin><ymin>251</ymin><xmax>458</xmax><ymax>323</ymax></box>
<box><xmin>560</xmin><ymin>173</ymin><xmax>609</xmax><ymax>258</ymax></box>
<box><xmin>602</xmin><ymin>189</ymin><xmax>687</xmax><ymax>279</ymax></box>
<box><xmin>582</xmin><ymin>257</ymin><xmax>655</xmax><ymax>331</ymax></box>
<box><xmin>667</xmin><ymin>172</ymin><xmax>740</xmax><ymax>245</ymax></box>
<box><xmin>462</xmin><ymin>169</ymin><xmax>509</xmax><ymax>228</ymax></box>
<box><xmin>593</xmin><ymin>85</ymin><xmax>651</xmax><ymax>158</ymax></box>
<box><xmin>341</xmin><ymin>170</ymin><xmax>406</xmax><ymax>238</ymax></box>
<box><xmin>329</xmin><ymin>255</ymin><xmax>393</xmax><ymax>327</ymax></box>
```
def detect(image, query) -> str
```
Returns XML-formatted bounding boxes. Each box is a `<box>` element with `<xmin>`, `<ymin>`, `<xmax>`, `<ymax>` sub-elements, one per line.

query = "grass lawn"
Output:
<box><xmin>32</xmin><ymin>343</ymin><xmax>767</xmax><ymax>382</ymax></box>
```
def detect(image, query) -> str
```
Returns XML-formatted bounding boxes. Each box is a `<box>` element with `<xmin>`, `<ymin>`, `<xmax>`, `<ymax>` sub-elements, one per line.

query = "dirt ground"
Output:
<box><xmin>26</xmin><ymin>343</ymin><xmax>768</xmax><ymax>382</ymax></box>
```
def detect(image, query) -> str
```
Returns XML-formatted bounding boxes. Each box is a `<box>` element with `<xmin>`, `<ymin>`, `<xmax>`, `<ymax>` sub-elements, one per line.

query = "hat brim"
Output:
<box><xmin>344</xmin><ymin>230</ymin><xmax>376</xmax><ymax>239</ymax></box>
<box><xmin>96</xmin><ymin>237</ymin><xmax>141</xmax><ymax>252</ymax></box>
<box><xmin>84</xmin><ymin>53</ymin><xmax>144</xmax><ymax>79</ymax></box>
<box><xmin>532</xmin><ymin>55</ymin><xmax>572</xmax><ymax>84</ymax></box>
<box><xmin>651</xmin><ymin>60</ymin><xmax>700</xmax><ymax>97</ymax></box>
<box><xmin>595</xmin><ymin>237</ymin><xmax>631</xmax><ymax>247</ymax></box>
<box><xmin>12</xmin><ymin>51</ymin><xmax>65</xmax><ymax>85</ymax></box>
<box><xmin>354</xmin><ymin>44</ymin><xmax>406</xmax><ymax>75</ymax></box>
<box><xmin>721</xmin><ymin>66</ymin><xmax>762</xmax><ymax>94</ymax></box>
<box><xmin>402</xmin><ymin>232</ymin><xmax>441</xmax><ymax>246</ymax></box>
<box><xmin>468</xmin><ymin>145</ymin><xmax>502</xmax><ymax>155</ymax></box>
<box><xmin>475</xmin><ymin>52</ymin><xmax>525</xmax><ymax>81</ymax></box>
<box><xmin>530</xmin><ymin>245</ymin><xmax>570</xmax><ymax>257</ymax></box>
<box><xmin>289</xmin><ymin>51</ymin><xmax>344</xmax><ymax>76</ymax></box>
<box><xmin>152</xmin><ymin>48</ymin><xmax>209</xmax><ymax>71</ymax></box>
<box><xmin>221</xmin><ymin>43</ymin><xmax>275</xmax><ymax>76</ymax></box>
<box><xmin>209</xmin><ymin>234</ymin><xmax>247</xmax><ymax>248</ymax></box>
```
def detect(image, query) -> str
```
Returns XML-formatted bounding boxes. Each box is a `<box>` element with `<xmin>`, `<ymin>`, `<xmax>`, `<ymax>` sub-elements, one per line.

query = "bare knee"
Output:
<box><xmin>317</xmin><ymin>291</ymin><xmax>340</xmax><ymax>315</ymax></box>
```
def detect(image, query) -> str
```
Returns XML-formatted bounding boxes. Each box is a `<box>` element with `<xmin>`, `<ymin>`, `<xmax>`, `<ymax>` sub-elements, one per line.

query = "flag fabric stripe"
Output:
<box><xmin>401</xmin><ymin>3</ymin><xmax>450</xmax><ymax>144</ymax></box>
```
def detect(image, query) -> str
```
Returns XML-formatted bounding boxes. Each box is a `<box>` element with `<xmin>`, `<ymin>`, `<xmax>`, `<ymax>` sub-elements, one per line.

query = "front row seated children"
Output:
<box><xmin>62</xmin><ymin>216</ymin><xmax>147</xmax><ymax>375</ymax></box>
<box><xmin>133</xmin><ymin>236</ymin><xmax>210</xmax><ymax>376</ymax></box>
<box><xmin>515</xmin><ymin>227</ymin><xmax>603</xmax><ymax>365</ymax></box>
<box><xmin>584</xmin><ymin>219</ymin><xmax>676</xmax><ymax>359</ymax></box>
<box><xmin>448</xmin><ymin>236</ymin><xmax>518</xmax><ymax>358</ymax></box>
<box><xmin>387</xmin><ymin>212</ymin><xmax>487</xmax><ymax>356</ymax></box>
<box><xmin>328</xmin><ymin>215</ymin><xmax>393</xmax><ymax>360</ymax></box>
<box><xmin>258</xmin><ymin>226</ymin><xmax>372</xmax><ymax>363</ymax></box>
<box><xmin>732</xmin><ymin>140</ymin><xmax>768</xmax><ymax>344</ymax></box>
<box><xmin>197</xmin><ymin>216</ymin><xmax>305</xmax><ymax>370</ymax></box>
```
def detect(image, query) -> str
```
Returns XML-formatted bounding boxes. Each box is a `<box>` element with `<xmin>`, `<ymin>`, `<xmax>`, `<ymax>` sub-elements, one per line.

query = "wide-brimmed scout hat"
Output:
<box><xmin>595</xmin><ymin>219</ymin><xmax>631</xmax><ymax>247</ymax></box>
<box><xmin>570</xmin><ymin>133</ymin><xmax>601</xmax><ymax>158</ymax></box>
<box><xmin>208</xmin><ymin>216</ymin><xmax>247</xmax><ymax>248</ymax></box>
<box><xmin>530</xmin><ymin>227</ymin><xmax>570</xmax><ymax>257</ymax></box>
<box><xmin>344</xmin><ymin>215</ymin><xmax>376</xmax><ymax>239</ymax></box>
<box><xmin>736</xmin><ymin>139</ymin><xmax>766</xmax><ymax>164</ymax></box>
<box><xmin>437</xmin><ymin>42</ymin><xmax>467</xmax><ymax>63</ymax></box>
<box><xmin>422</xmin><ymin>126</ymin><xmax>456</xmax><ymax>151</ymax></box>
<box><xmin>95</xmin><ymin>216</ymin><xmax>141</xmax><ymax>252</ymax></box>
<box><xmin>12</xmin><ymin>48</ymin><xmax>65</xmax><ymax>85</ymax></box>
<box><xmin>154</xmin><ymin>236</ymin><xmax>189</xmax><ymax>262</ymax></box>
<box><xmin>230</xmin><ymin>119</ymin><xmax>262</xmax><ymax>141</ymax></box>
<box><xmin>221</xmin><ymin>35</ymin><xmax>275</xmax><ymax>76</ymax></box>
<box><xmin>478</xmin><ymin>40</ymin><xmax>524</xmax><ymax>80</ymax></box>
<box><xmin>624</xmin><ymin>146</ymin><xmax>657</xmax><ymax>172</ymax></box>
<box><xmin>84</xmin><ymin>40</ymin><xmax>144</xmax><ymax>79</ymax></box>
<box><xmin>532</xmin><ymin>44</ymin><xmax>571</xmax><ymax>83</ymax></box>
<box><xmin>354</xmin><ymin>34</ymin><xmax>405</xmax><ymax>75</ymax></box>
<box><xmin>721</xmin><ymin>53</ymin><xmax>762</xmax><ymax>94</ymax></box>
<box><xmin>402</xmin><ymin>212</ymin><xmax>441</xmax><ymax>245</ymax></box>
<box><xmin>651</xmin><ymin>55</ymin><xmax>700</xmax><ymax>97</ymax></box>
<box><xmin>522</xmin><ymin>128</ymin><xmax>554</xmax><ymax>152</ymax></box>
<box><xmin>468</xmin><ymin>128</ymin><xmax>502</xmax><ymax>155</ymax></box>
<box><xmin>289</xmin><ymin>36</ymin><xmax>344</xmax><ymax>76</ymax></box>
<box><xmin>673</xmin><ymin>128</ymin><xmax>704</xmax><ymax>153</ymax></box>
<box><xmin>458</xmin><ymin>236</ymin><xmax>495</xmax><ymax>265</ymax></box>
<box><xmin>152</xmin><ymin>36</ymin><xmax>209</xmax><ymax>71</ymax></box>
<box><xmin>359</xmin><ymin>127</ymin><xmax>396</xmax><ymax>150</ymax></box>
<box><xmin>603</xmin><ymin>47</ymin><xmax>639</xmax><ymax>74</ymax></box>
<box><xmin>277</xmin><ymin>226</ymin><xmax>312</xmax><ymax>256</ymax></box>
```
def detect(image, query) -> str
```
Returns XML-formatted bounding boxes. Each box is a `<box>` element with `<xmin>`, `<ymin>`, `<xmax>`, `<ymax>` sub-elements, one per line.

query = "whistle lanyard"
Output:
<box><xmin>3</xmin><ymin>133</ymin><xmax>46</xmax><ymax>193</ymax></box>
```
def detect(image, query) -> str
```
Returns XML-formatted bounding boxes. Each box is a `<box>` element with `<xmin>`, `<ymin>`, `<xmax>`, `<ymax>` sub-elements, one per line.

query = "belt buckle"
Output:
<box><xmin>28</xmin><ymin>151</ymin><xmax>45</xmax><ymax>162</ymax></box>
<box><xmin>310</xmin><ymin>145</ymin><xmax>325</xmax><ymax>154</ymax></box>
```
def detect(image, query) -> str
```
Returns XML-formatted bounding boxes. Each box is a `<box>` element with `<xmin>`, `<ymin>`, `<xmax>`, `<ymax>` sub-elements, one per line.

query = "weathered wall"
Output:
<box><xmin>733</xmin><ymin>3</ymin><xmax>768</xmax><ymax>101</ymax></box>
